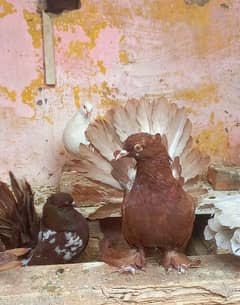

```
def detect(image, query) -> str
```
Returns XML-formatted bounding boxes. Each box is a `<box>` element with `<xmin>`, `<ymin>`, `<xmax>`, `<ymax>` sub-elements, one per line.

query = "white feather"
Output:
<box><xmin>203</xmin><ymin>225</ymin><xmax>215</xmax><ymax>241</ymax></box>
<box><xmin>204</xmin><ymin>194</ymin><xmax>240</xmax><ymax>256</ymax></box>
<box><xmin>231</xmin><ymin>229</ymin><xmax>240</xmax><ymax>256</ymax></box>
<box><xmin>207</xmin><ymin>216</ymin><xmax>222</xmax><ymax>233</ymax></box>
<box><xmin>215</xmin><ymin>229</ymin><xmax>233</xmax><ymax>251</ymax></box>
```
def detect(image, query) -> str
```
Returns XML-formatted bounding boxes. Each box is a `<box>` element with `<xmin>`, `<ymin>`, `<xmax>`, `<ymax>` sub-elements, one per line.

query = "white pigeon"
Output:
<box><xmin>63</xmin><ymin>102</ymin><xmax>93</xmax><ymax>156</ymax></box>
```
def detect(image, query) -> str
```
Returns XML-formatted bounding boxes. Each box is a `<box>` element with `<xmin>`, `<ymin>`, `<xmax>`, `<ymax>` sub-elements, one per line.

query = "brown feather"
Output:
<box><xmin>77</xmin><ymin>144</ymin><xmax>121</xmax><ymax>190</ymax></box>
<box><xmin>86</xmin><ymin>118</ymin><xmax>122</xmax><ymax>161</ymax></box>
<box><xmin>0</xmin><ymin>172</ymin><xmax>40</xmax><ymax>249</ymax></box>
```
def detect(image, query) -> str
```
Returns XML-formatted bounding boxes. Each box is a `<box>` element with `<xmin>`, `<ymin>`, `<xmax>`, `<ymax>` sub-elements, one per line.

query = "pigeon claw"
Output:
<box><xmin>162</xmin><ymin>250</ymin><xmax>201</xmax><ymax>274</ymax></box>
<box><xmin>119</xmin><ymin>265</ymin><xmax>137</xmax><ymax>275</ymax></box>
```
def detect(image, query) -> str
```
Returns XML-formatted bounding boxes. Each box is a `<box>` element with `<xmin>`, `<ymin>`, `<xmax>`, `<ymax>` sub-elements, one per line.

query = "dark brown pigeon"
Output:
<box><xmin>29</xmin><ymin>192</ymin><xmax>89</xmax><ymax>265</ymax></box>
<box><xmin>0</xmin><ymin>173</ymin><xmax>89</xmax><ymax>268</ymax></box>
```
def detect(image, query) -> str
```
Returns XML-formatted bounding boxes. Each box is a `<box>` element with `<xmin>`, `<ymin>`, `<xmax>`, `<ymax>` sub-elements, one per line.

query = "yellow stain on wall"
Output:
<box><xmin>54</xmin><ymin>3</ymin><xmax>107</xmax><ymax>50</ymax></box>
<box><xmin>143</xmin><ymin>0</ymin><xmax>236</xmax><ymax>56</ymax></box>
<box><xmin>21</xmin><ymin>73</ymin><xmax>44</xmax><ymax>108</ymax></box>
<box><xmin>0</xmin><ymin>0</ymin><xmax>16</xmax><ymax>18</ymax></box>
<box><xmin>0</xmin><ymin>85</ymin><xmax>16</xmax><ymax>102</ymax></box>
<box><xmin>98</xmin><ymin>0</ymin><xmax>235</xmax><ymax>57</ymax></box>
<box><xmin>99</xmin><ymin>98</ymin><xmax>118</xmax><ymax>110</ymax></box>
<box><xmin>73</xmin><ymin>86</ymin><xmax>81</xmax><ymax>108</ymax></box>
<box><xmin>67</xmin><ymin>40</ymin><xmax>85</xmax><ymax>58</ymax></box>
<box><xmin>183</xmin><ymin>106</ymin><xmax>198</xmax><ymax>116</ymax></box>
<box><xmin>119</xmin><ymin>50</ymin><xmax>129</xmax><ymax>65</ymax></box>
<box><xmin>101</xmin><ymin>0</ymin><xmax>135</xmax><ymax>27</ymax></box>
<box><xmin>53</xmin><ymin>5</ymin><xmax>98</xmax><ymax>32</ymax></box>
<box><xmin>142</xmin><ymin>0</ymin><xmax>211</xmax><ymax>26</ymax></box>
<box><xmin>65</xmin><ymin>20</ymin><xmax>107</xmax><ymax>59</ymax></box>
<box><xmin>87</xmin><ymin>22</ymin><xmax>107</xmax><ymax>49</ymax></box>
<box><xmin>23</xmin><ymin>10</ymin><xmax>42</xmax><ymax>49</ymax></box>
<box><xmin>119</xmin><ymin>35</ymin><xmax>125</xmax><ymax>43</ymax></box>
<box><xmin>54</xmin><ymin>1</ymin><xmax>129</xmax><ymax>31</ymax></box>
<box><xmin>97</xmin><ymin>60</ymin><xmax>106</xmax><ymax>74</ymax></box>
<box><xmin>84</xmin><ymin>82</ymin><xmax>117</xmax><ymax>110</ymax></box>
<box><xmin>174</xmin><ymin>83</ymin><xmax>218</xmax><ymax>106</ymax></box>
<box><xmin>43</xmin><ymin>115</ymin><xmax>53</xmax><ymax>125</ymax></box>
<box><xmin>194</xmin><ymin>117</ymin><xmax>229</xmax><ymax>160</ymax></box>
<box><xmin>87</xmin><ymin>81</ymin><xmax>119</xmax><ymax>110</ymax></box>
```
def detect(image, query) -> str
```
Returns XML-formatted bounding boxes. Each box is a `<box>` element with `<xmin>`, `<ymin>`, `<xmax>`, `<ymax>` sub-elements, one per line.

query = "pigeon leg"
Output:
<box><xmin>162</xmin><ymin>250</ymin><xmax>200</xmax><ymax>274</ymax></box>
<box><xmin>117</xmin><ymin>247</ymin><xmax>146</xmax><ymax>275</ymax></box>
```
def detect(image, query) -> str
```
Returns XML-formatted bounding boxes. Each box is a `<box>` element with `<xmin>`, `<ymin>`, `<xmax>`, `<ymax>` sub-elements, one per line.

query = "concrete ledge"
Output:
<box><xmin>0</xmin><ymin>255</ymin><xmax>240</xmax><ymax>304</ymax></box>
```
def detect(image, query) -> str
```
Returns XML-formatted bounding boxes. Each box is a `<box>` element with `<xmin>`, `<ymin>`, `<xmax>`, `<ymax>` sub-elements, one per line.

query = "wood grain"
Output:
<box><xmin>0</xmin><ymin>255</ymin><xmax>239</xmax><ymax>304</ymax></box>
<box><xmin>42</xmin><ymin>11</ymin><xmax>56</xmax><ymax>85</ymax></box>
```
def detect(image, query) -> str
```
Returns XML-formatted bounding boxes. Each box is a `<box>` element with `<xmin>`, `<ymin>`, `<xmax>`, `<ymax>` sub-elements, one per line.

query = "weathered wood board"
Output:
<box><xmin>42</xmin><ymin>11</ymin><xmax>56</xmax><ymax>85</ymax></box>
<box><xmin>0</xmin><ymin>255</ymin><xmax>240</xmax><ymax>305</ymax></box>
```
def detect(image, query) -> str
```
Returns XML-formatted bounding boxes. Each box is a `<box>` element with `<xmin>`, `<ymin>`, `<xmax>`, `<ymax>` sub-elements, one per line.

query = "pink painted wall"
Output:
<box><xmin>0</xmin><ymin>0</ymin><xmax>240</xmax><ymax>189</ymax></box>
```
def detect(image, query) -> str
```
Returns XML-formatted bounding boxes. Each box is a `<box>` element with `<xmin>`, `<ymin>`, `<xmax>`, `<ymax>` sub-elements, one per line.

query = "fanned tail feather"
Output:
<box><xmin>78</xmin><ymin>144</ymin><xmax>122</xmax><ymax>190</ymax></box>
<box><xmin>70</xmin><ymin>97</ymin><xmax>210</xmax><ymax>213</ymax></box>
<box><xmin>167</xmin><ymin>108</ymin><xmax>189</xmax><ymax>159</ymax></box>
<box><xmin>151</xmin><ymin>98</ymin><xmax>177</xmax><ymax>136</ymax></box>
<box><xmin>112</xmin><ymin>99</ymin><xmax>140</xmax><ymax>142</ymax></box>
<box><xmin>86</xmin><ymin>118</ymin><xmax>122</xmax><ymax>161</ymax></box>
<box><xmin>0</xmin><ymin>172</ymin><xmax>40</xmax><ymax>250</ymax></box>
<box><xmin>136</xmin><ymin>98</ymin><xmax>154</xmax><ymax>133</ymax></box>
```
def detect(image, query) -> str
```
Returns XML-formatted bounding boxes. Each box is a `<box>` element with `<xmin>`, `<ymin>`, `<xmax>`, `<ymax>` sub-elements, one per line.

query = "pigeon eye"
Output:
<box><xmin>134</xmin><ymin>143</ymin><xmax>143</xmax><ymax>152</ymax></box>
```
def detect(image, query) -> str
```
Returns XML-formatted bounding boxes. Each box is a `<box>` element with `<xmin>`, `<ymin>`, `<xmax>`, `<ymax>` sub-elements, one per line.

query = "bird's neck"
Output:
<box><xmin>135</xmin><ymin>157</ymin><xmax>174</xmax><ymax>186</ymax></box>
<box><xmin>42</xmin><ymin>205</ymin><xmax>80</xmax><ymax>232</ymax></box>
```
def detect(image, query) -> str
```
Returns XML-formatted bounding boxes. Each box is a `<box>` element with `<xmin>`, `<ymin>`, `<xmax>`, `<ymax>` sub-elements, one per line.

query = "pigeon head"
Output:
<box><xmin>114</xmin><ymin>132</ymin><xmax>168</xmax><ymax>161</ymax></box>
<box><xmin>42</xmin><ymin>192</ymin><xmax>80</xmax><ymax>231</ymax></box>
<box><xmin>79</xmin><ymin>102</ymin><xmax>93</xmax><ymax>118</ymax></box>
<box><xmin>46</xmin><ymin>192</ymin><xmax>75</xmax><ymax>209</ymax></box>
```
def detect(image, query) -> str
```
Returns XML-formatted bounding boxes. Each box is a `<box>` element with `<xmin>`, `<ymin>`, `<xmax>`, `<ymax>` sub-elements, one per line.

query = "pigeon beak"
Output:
<box><xmin>86</xmin><ymin>110</ymin><xmax>92</xmax><ymax>118</ymax></box>
<box><xmin>114</xmin><ymin>149</ymin><xmax>129</xmax><ymax>160</ymax></box>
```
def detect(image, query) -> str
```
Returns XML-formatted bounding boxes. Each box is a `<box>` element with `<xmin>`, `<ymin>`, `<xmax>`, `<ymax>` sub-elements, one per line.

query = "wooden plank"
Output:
<box><xmin>0</xmin><ymin>255</ymin><xmax>240</xmax><ymax>304</ymax></box>
<box><xmin>42</xmin><ymin>11</ymin><xmax>56</xmax><ymax>85</ymax></box>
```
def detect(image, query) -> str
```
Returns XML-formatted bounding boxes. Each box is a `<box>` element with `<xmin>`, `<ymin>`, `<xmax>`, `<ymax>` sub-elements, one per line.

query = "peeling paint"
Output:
<box><xmin>54</xmin><ymin>7</ymin><xmax>107</xmax><ymax>48</ymax></box>
<box><xmin>43</xmin><ymin>115</ymin><xmax>54</xmax><ymax>125</ymax></box>
<box><xmin>0</xmin><ymin>0</ymin><xmax>16</xmax><ymax>18</ymax></box>
<box><xmin>97</xmin><ymin>61</ymin><xmax>106</xmax><ymax>74</ymax></box>
<box><xmin>195</xmin><ymin>120</ymin><xmax>230</xmax><ymax>161</ymax></box>
<box><xmin>119</xmin><ymin>50</ymin><xmax>129</xmax><ymax>65</ymax></box>
<box><xmin>67</xmin><ymin>40</ymin><xmax>86</xmax><ymax>58</ymax></box>
<box><xmin>21</xmin><ymin>73</ymin><xmax>44</xmax><ymax>109</ymax></box>
<box><xmin>174</xmin><ymin>83</ymin><xmax>218</xmax><ymax>106</ymax></box>
<box><xmin>66</xmin><ymin>22</ymin><xmax>107</xmax><ymax>59</ymax></box>
<box><xmin>23</xmin><ymin>9</ymin><xmax>42</xmax><ymax>49</ymax></box>
<box><xmin>140</xmin><ymin>1</ymin><xmax>211</xmax><ymax>26</ymax></box>
<box><xmin>0</xmin><ymin>85</ymin><xmax>16</xmax><ymax>102</ymax></box>
<box><xmin>73</xmin><ymin>87</ymin><xmax>81</xmax><ymax>108</ymax></box>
